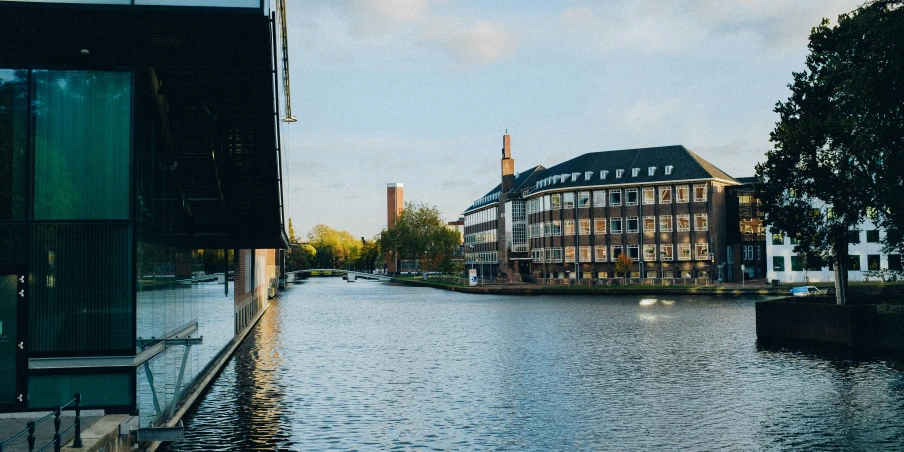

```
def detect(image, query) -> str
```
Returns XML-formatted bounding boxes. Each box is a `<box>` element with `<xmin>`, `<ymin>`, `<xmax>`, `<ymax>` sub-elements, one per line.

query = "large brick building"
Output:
<box><xmin>463</xmin><ymin>135</ymin><xmax>739</xmax><ymax>282</ymax></box>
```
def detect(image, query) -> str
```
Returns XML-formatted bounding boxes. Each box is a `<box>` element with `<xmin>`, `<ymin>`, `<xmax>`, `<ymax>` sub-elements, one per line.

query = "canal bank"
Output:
<box><xmin>169</xmin><ymin>278</ymin><xmax>904</xmax><ymax>450</ymax></box>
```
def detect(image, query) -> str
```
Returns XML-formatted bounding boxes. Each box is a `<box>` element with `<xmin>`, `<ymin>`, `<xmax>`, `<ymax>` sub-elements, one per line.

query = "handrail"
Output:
<box><xmin>0</xmin><ymin>393</ymin><xmax>82</xmax><ymax>452</ymax></box>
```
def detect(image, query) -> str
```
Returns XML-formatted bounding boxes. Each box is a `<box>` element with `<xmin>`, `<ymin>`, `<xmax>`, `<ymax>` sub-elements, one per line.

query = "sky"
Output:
<box><xmin>279</xmin><ymin>0</ymin><xmax>864</xmax><ymax>241</ymax></box>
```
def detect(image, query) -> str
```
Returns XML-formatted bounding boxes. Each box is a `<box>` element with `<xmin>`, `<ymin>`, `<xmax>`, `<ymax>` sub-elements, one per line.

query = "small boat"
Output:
<box><xmin>789</xmin><ymin>285</ymin><xmax>826</xmax><ymax>296</ymax></box>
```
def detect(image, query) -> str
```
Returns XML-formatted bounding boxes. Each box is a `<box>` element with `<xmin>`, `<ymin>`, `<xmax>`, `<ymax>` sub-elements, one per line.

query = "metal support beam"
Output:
<box><xmin>134</xmin><ymin>421</ymin><xmax>185</xmax><ymax>442</ymax></box>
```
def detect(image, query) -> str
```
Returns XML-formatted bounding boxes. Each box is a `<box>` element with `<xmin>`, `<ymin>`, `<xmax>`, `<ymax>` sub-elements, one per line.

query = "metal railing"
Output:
<box><xmin>0</xmin><ymin>394</ymin><xmax>82</xmax><ymax>452</ymax></box>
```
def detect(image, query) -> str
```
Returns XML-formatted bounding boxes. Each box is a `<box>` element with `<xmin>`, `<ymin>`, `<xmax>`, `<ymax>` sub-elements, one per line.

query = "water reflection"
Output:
<box><xmin>171</xmin><ymin>279</ymin><xmax>904</xmax><ymax>451</ymax></box>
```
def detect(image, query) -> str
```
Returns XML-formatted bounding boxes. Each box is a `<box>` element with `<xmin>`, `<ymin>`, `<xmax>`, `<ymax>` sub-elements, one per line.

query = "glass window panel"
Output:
<box><xmin>642</xmin><ymin>188</ymin><xmax>655</xmax><ymax>205</ymax></box>
<box><xmin>593</xmin><ymin>190</ymin><xmax>606</xmax><ymax>207</ymax></box>
<box><xmin>33</xmin><ymin>70</ymin><xmax>131</xmax><ymax>220</ymax></box>
<box><xmin>0</xmin><ymin>69</ymin><xmax>29</xmax><ymax>220</ymax></box>
<box><xmin>30</xmin><ymin>223</ymin><xmax>133</xmax><ymax>353</ymax></box>
<box><xmin>29</xmin><ymin>373</ymin><xmax>131</xmax><ymax>410</ymax></box>
<box><xmin>577</xmin><ymin>191</ymin><xmax>590</xmax><ymax>208</ymax></box>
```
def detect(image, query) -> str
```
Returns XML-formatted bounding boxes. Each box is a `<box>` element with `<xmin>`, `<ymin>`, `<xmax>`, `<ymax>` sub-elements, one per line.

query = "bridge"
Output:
<box><xmin>291</xmin><ymin>269</ymin><xmax>393</xmax><ymax>282</ymax></box>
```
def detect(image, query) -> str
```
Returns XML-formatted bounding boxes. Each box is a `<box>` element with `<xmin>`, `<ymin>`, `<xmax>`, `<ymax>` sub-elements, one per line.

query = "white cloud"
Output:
<box><xmin>420</xmin><ymin>18</ymin><xmax>520</xmax><ymax>66</ymax></box>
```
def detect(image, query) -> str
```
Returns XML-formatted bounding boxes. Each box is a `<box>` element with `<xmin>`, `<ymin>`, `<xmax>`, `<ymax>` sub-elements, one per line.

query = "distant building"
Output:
<box><xmin>463</xmin><ymin>135</ymin><xmax>738</xmax><ymax>282</ymax></box>
<box><xmin>447</xmin><ymin>217</ymin><xmax>465</xmax><ymax>244</ymax></box>
<box><xmin>385</xmin><ymin>183</ymin><xmax>404</xmax><ymax>273</ymax></box>
<box><xmin>725</xmin><ymin>177</ymin><xmax>768</xmax><ymax>281</ymax></box>
<box><xmin>766</xmin><ymin>220</ymin><xmax>902</xmax><ymax>283</ymax></box>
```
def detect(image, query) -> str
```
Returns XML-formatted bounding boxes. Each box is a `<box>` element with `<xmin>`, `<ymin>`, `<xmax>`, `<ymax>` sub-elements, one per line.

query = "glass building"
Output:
<box><xmin>0</xmin><ymin>0</ymin><xmax>287</xmax><ymax>423</ymax></box>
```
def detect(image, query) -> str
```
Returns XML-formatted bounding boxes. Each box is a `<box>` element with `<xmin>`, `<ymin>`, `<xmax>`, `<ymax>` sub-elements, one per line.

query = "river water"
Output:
<box><xmin>168</xmin><ymin>278</ymin><xmax>904</xmax><ymax>451</ymax></box>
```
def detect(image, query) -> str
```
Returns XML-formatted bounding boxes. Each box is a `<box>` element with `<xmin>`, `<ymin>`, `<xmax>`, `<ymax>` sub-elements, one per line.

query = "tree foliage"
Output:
<box><xmin>381</xmin><ymin>202</ymin><xmax>461</xmax><ymax>273</ymax></box>
<box><xmin>614</xmin><ymin>252</ymin><xmax>633</xmax><ymax>279</ymax></box>
<box><xmin>755</xmin><ymin>0</ymin><xmax>904</xmax><ymax>304</ymax></box>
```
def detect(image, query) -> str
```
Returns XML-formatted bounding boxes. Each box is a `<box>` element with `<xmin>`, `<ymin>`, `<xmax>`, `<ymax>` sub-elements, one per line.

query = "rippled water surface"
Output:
<box><xmin>169</xmin><ymin>278</ymin><xmax>904</xmax><ymax>451</ymax></box>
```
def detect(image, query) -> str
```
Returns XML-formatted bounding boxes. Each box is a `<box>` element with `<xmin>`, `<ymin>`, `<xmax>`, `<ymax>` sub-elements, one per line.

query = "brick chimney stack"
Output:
<box><xmin>501</xmin><ymin>134</ymin><xmax>514</xmax><ymax>193</ymax></box>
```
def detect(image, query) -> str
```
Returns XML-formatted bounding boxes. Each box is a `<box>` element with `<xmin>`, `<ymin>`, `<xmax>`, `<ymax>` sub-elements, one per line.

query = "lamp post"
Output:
<box><xmin>660</xmin><ymin>250</ymin><xmax>666</xmax><ymax>286</ymax></box>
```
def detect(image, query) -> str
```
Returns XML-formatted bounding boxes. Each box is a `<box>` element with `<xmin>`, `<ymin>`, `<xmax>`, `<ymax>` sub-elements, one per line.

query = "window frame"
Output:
<box><xmin>659</xmin><ymin>215</ymin><xmax>673</xmax><ymax>232</ymax></box>
<box><xmin>677</xmin><ymin>214</ymin><xmax>690</xmax><ymax>232</ymax></box>
<box><xmin>676</xmin><ymin>185</ymin><xmax>690</xmax><ymax>203</ymax></box>
<box><xmin>693</xmin><ymin>184</ymin><xmax>707</xmax><ymax>202</ymax></box>
<box><xmin>610</xmin><ymin>217</ymin><xmax>623</xmax><ymax>234</ymax></box>
<box><xmin>659</xmin><ymin>186</ymin><xmax>672</xmax><ymax>204</ymax></box>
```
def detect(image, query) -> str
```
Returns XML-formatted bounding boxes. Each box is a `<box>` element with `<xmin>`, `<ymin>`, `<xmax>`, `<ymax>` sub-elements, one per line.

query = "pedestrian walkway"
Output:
<box><xmin>0</xmin><ymin>412</ymin><xmax>102</xmax><ymax>452</ymax></box>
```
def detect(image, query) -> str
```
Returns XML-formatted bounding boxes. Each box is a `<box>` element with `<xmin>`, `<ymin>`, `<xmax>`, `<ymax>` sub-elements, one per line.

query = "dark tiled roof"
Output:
<box><xmin>464</xmin><ymin>145</ymin><xmax>739</xmax><ymax>214</ymax></box>
<box><xmin>464</xmin><ymin>165</ymin><xmax>544</xmax><ymax>213</ymax></box>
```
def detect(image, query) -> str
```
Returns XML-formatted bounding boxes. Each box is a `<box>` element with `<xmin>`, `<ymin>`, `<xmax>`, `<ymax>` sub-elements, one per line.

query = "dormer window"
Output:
<box><xmin>631</xmin><ymin>168</ymin><xmax>640</xmax><ymax>177</ymax></box>
<box><xmin>616</xmin><ymin>169</ymin><xmax>624</xmax><ymax>178</ymax></box>
<box><xmin>585</xmin><ymin>171</ymin><xmax>592</xmax><ymax>180</ymax></box>
<box><xmin>553</xmin><ymin>175</ymin><xmax>560</xmax><ymax>183</ymax></box>
<box><xmin>649</xmin><ymin>166</ymin><xmax>656</xmax><ymax>176</ymax></box>
<box><xmin>601</xmin><ymin>170</ymin><xmax>609</xmax><ymax>179</ymax></box>
<box><xmin>561</xmin><ymin>174</ymin><xmax>569</xmax><ymax>183</ymax></box>
<box><xmin>665</xmin><ymin>165</ymin><xmax>673</xmax><ymax>175</ymax></box>
<box><xmin>572</xmin><ymin>172</ymin><xmax>580</xmax><ymax>181</ymax></box>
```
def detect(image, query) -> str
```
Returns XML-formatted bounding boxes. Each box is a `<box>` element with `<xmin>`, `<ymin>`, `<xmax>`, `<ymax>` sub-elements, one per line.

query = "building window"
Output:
<box><xmin>632</xmin><ymin>168</ymin><xmax>640</xmax><ymax>177</ymax></box>
<box><xmin>694</xmin><ymin>214</ymin><xmax>708</xmax><ymax>231</ymax></box>
<box><xmin>572</xmin><ymin>172</ymin><xmax>580</xmax><ymax>181</ymax></box>
<box><xmin>659</xmin><ymin>187</ymin><xmax>672</xmax><ymax>204</ymax></box>
<box><xmin>773</xmin><ymin>256</ymin><xmax>785</xmax><ymax>271</ymax></box>
<box><xmin>867</xmin><ymin>254</ymin><xmax>881</xmax><ymax>270</ymax></box>
<box><xmin>600</xmin><ymin>170</ymin><xmax>609</xmax><ymax>179</ymax></box>
<box><xmin>565</xmin><ymin>246</ymin><xmax>575</xmax><ymax>263</ymax></box>
<box><xmin>595</xmin><ymin>246</ymin><xmax>608</xmax><ymax>262</ymax></box>
<box><xmin>553</xmin><ymin>248</ymin><xmax>563</xmax><ymax>263</ymax></box>
<box><xmin>848</xmin><ymin>230</ymin><xmax>861</xmax><ymax>244</ymax></box>
<box><xmin>594</xmin><ymin>218</ymin><xmax>606</xmax><ymax>234</ymax></box>
<box><xmin>610</xmin><ymin>217</ymin><xmax>623</xmax><ymax>234</ymax></box>
<box><xmin>659</xmin><ymin>215</ymin><xmax>673</xmax><ymax>232</ymax></box>
<box><xmin>660</xmin><ymin>244</ymin><xmax>673</xmax><ymax>261</ymax></box>
<box><xmin>609</xmin><ymin>189</ymin><xmax>622</xmax><ymax>206</ymax></box>
<box><xmin>772</xmin><ymin>233</ymin><xmax>784</xmax><ymax>245</ymax></box>
<box><xmin>579</xmin><ymin>246</ymin><xmax>592</xmax><ymax>262</ymax></box>
<box><xmin>611</xmin><ymin>245</ymin><xmax>624</xmax><ymax>261</ymax></box>
<box><xmin>585</xmin><ymin>171</ymin><xmax>592</xmax><ymax>180</ymax></box>
<box><xmin>642</xmin><ymin>187</ymin><xmax>655</xmax><ymax>205</ymax></box>
<box><xmin>578</xmin><ymin>191</ymin><xmax>591</xmax><ymax>208</ymax></box>
<box><xmin>695</xmin><ymin>243</ymin><xmax>709</xmax><ymax>261</ymax></box>
<box><xmin>693</xmin><ymin>184</ymin><xmax>707</xmax><ymax>202</ymax></box>
<box><xmin>626</xmin><ymin>217</ymin><xmax>639</xmax><ymax>233</ymax></box>
<box><xmin>563</xmin><ymin>192</ymin><xmax>575</xmax><ymax>209</ymax></box>
<box><xmin>32</xmin><ymin>70</ymin><xmax>132</xmax><ymax>220</ymax></box>
<box><xmin>643</xmin><ymin>244</ymin><xmax>656</xmax><ymax>261</ymax></box>
<box><xmin>552</xmin><ymin>220</ymin><xmax>562</xmax><ymax>236</ymax></box>
<box><xmin>867</xmin><ymin>230</ymin><xmax>880</xmax><ymax>243</ymax></box>
<box><xmin>579</xmin><ymin>219</ymin><xmax>591</xmax><ymax>235</ymax></box>
<box><xmin>649</xmin><ymin>166</ymin><xmax>656</xmax><ymax>176</ymax></box>
<box><xmin>627</xmin><ymin>245</ymin><xmax>639</xmax><ymax>260</ymax></box>
<box><xmin>676</xmin><ymin>185</ymin><xmax>689</xmax><ymax>203</ymax></box>
<box><xmin>593</xmin><ymin>190</ymin><xmax>606</xmax><ymax>207</ymax></box>
<box><xmin>889</xmin><ymin>254</ymin><xmax>902</xmax><ymax>271</ymax></box>
<box><xmin>744</xmin><ymin>245</ymin><xmax>753</xmax><ymax>261</ymax></box>
<box><xmin>616</xmin><ymin>169</ymin><xmax>624</xmax><ymax>178</ymax></box>
<box><xmin>678</xmin><ymin>243</ymin><xmax>691</xmax><ymax>261</ymax></box>
<box><xmin>643</xmin><ymin>216</ymin><xmax>656</xmax><ymax>233</ymax></box>
<box><xmin>677</xmin><ymin>215</ymin><xmax>690</xmax><ymax>232</ymax></box>
<box><xmin>551</xmin><ymin>193</ymin><xmax>562</xmax><ymax>209</ymax></box>
<box><xmin>665</xmin><ymin>165</ymin><xmax>673</xmax><ymax>175</ymax></box>
<box><xmin>791</xmin><ymin>256</ymin><xmax>803</xmax><ymax>271</ymax></box>
<box><xmin>564</xmin><ymin>219</ymin><xmax>574</xmax><ymax>235</ymax></box>
<box><xmin>625</xmin><ymin>189</ymin><xmax>638</xmax><ymax>206</ymax></box>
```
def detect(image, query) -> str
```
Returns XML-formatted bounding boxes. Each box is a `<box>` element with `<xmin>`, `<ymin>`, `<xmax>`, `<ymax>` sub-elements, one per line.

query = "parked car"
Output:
<box><xmin>789</xmin><ymin>286</ymin><xmax>827</xmax><ymax>296</ymax></box>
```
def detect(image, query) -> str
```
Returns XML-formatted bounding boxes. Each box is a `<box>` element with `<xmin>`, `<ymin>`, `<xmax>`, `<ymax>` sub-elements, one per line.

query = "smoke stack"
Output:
<box><xmin>501</xmin><ymin>134</ymin><xmax>514</xmax><ymax>193</ymax></box>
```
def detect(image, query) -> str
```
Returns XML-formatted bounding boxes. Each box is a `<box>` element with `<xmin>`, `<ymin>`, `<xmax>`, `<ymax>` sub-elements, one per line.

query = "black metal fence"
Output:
<box><xmin>0</xmin><ymin>394</ymin><xmax>82</xmax><ymax>452</ymax></box>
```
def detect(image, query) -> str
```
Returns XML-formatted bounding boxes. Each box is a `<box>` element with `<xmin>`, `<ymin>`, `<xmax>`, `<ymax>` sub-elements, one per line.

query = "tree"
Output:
<box><xmin>615</xmin><ymin>252</ymin><xmax>633</xmax><ymax>284</ymax></box>
<box><xmin>287</xmin><ymin>218</ymin><xmax>297</xmax><ymax>244</ymax></box>
<box><xmin>755</xmin><ymin>0</ymin><xmax>904</xmax><ymax>305</ymax></box>
<box><xmin>381</xmin><ymin>202</ymin><xmax>461</xmax><ymax>273</ymax></box>
<box><xmin>307</xmin><ymin>224</ymin><xmax>360</xmax><ymax>269</ymax></box>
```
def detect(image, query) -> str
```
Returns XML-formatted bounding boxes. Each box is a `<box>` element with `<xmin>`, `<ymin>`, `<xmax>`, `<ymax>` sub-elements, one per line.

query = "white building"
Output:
<box><xmin>766</xmin><ymin>221</ymin><xmax>903</xmax><ymax>283</ymax></box>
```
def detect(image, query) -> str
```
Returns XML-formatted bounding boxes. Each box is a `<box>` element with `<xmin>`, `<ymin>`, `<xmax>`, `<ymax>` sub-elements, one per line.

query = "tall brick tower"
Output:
<box><xmin>386</xmin><ymin>183</ymin><xmax>404</xmax><ymax>273</ymax></box>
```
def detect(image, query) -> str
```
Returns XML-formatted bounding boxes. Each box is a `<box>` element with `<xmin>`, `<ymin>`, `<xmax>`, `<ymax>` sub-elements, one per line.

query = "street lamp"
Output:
<box><xmin>660</xmin><ymin>250</ymin><xmax>666</xmax><ymax>285</ymax></box>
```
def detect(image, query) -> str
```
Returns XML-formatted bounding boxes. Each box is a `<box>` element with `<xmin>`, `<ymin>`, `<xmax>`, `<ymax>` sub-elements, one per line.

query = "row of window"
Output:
<box><xmin>526</xmin><ymin>185</ymin><xmax>708</xmax><ymax>214</ymax></box>
<box><xmin>531</xmin><ymin>243</ymin><xmax>711</xmax><ymax>263</ymax></box>
<box><xmin>464</xmin><ymin>228</ymin><xmax>497</xmax><ymax>245</ymax></box>
<box><xmin>464</xmin><ymin>206</ymin><xmax>498</xmax><ymax>227</ymax></box>
<box><xmin>535</xmin><ymin>166</ymin><xmax>676</xmax><ymax>190</ymax></box>
<box><xmin>772</xmin><ymin>230</ymin><xmax>884</xmax><ymax>245</ymax></box>
<box><xmin>528</xmin><ymin>214</ymin><xmax>709</xmax><ymax>237</ymax></box>
<box><xmin>464</xmin><ymin>252</ymin><xmax>499</xmax><ymax>264</ymax></box>
<box><xmin>542</xmin><ymin>270</ymin><xmax>708</xmax><ymax>279</ymax></box>
<box><xmin>772</xmin><ymin>254</ymin><xmax>902</xmax><ymax>272</ymax></box>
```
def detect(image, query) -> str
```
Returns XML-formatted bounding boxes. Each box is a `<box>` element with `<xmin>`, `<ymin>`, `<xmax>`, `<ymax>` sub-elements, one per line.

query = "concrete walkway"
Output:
<box><xmin>0</xmin><ymin>413</ymin><xmax>102</xmax><ymax>452</ymax></box>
